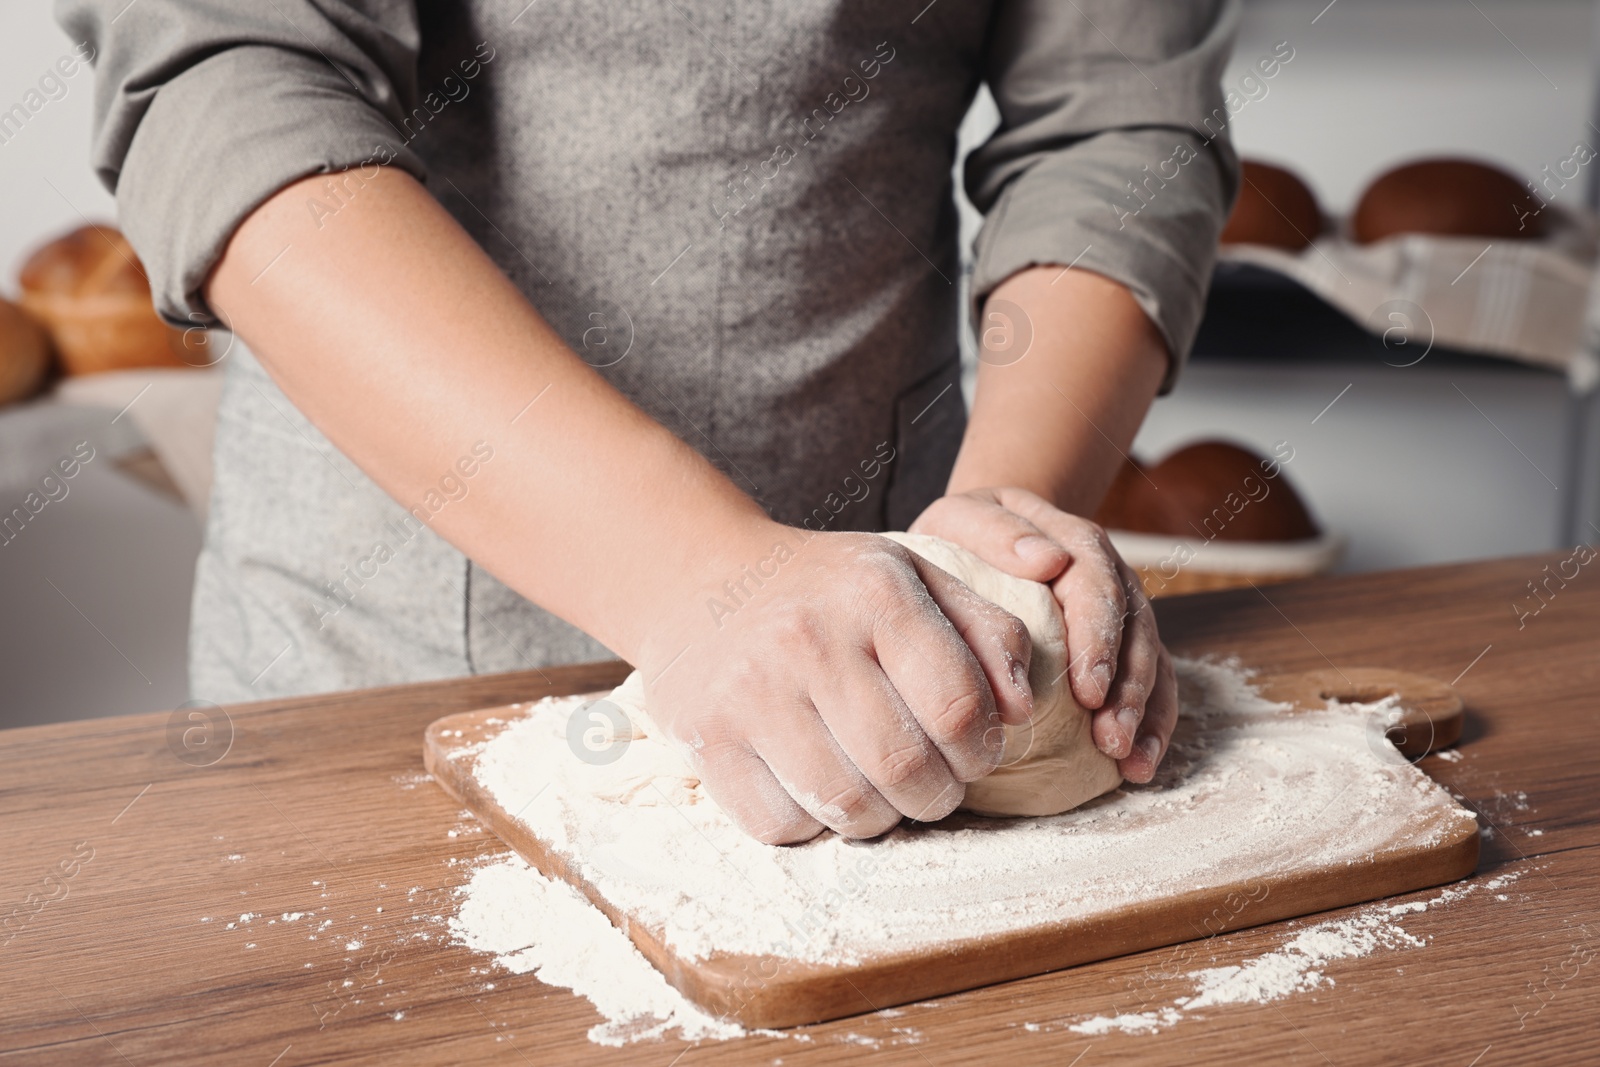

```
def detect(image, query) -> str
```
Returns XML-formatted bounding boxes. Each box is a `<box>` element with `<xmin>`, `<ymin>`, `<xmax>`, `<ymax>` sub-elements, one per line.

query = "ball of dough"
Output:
<box><xmin>583</xmin><ymin>534</ymin><xmax>1123</xmax><ymax>822</ymax></box>
<box><xmin>574</xmin><ymin>671</ymin><xmax>704</xmax><ymax>807</ymax></box>
<box><xmin>880</xmin><ymin>533</ymin><xmax>1123</xmax><ymax>817</ymax></box>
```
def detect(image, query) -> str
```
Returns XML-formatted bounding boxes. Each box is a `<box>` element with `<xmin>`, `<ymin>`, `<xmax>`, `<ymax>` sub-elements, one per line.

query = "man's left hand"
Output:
<box><xmin>910</xmin><ymin>486</ymin><xmax>1176</xmax><ymax>783</ymax></box>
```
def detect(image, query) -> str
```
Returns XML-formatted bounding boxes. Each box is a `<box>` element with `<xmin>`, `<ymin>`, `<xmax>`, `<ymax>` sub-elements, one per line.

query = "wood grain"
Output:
<box><xmin>1253</xmin><ymin>666</ymin><xmax>1465</xmax><ymax>755</ymax></box>
<box><xmin>2</xmin><ymin>551</ymin><xmax>1597</xmax><ymax>1065</ymax></box>
<box><xmin>422</xmin><ymin>668</ymin><xmax>1476</xmax><ymax>1028</ymax></box>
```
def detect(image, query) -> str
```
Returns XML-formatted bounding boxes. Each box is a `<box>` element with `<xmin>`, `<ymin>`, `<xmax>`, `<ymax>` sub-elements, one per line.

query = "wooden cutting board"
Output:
<box><xmin>424</xmin><ymin>667</ymin><xmax>1478</xmax><ymax>1030</ymax></box>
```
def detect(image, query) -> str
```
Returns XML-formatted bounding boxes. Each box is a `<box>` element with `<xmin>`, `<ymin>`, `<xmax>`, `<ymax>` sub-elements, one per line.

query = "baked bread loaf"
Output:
<box><xmin>18</xmin><ymin>225</ymin><xmax>187</xmax><ymax>376</ymax></box>
<box><xmin>0</xmin><ymin>296</ymin><xmax>52</xmax><ymax>405</ymax></box>
<box><xmin>1352</xmin><ymin>158</ymin><xmax>1542</xmax><ymax>243</ymax></box>
<box><xmin>1221</xmin><ymin>160</ymin><xmax>1322</xmax><ymax>251</ymax></box>
<box><xmin>1095</xmin><ymin>440</ymin><xmax>1319</xmax><ymax>543</ymax></box>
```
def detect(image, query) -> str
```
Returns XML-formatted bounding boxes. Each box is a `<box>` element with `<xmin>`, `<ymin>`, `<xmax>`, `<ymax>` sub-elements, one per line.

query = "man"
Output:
<box><xmin>64</xmin><ymin>0</ymin><xmax>1238</xmax><ymax>842</ymax></box>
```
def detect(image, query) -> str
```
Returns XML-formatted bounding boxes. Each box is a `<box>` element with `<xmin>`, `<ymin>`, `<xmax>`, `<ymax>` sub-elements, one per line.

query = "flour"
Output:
<box><xmin>446</xmin><ymin>657</ymin><xmax>1480</xmax><ymax>1044</ymax></box>
<box><xmin>1064</xmin><ymin>870</ymin><xmax>1525</xmax><ymax>1036</ymax></box>
<box><xmin>448</xmin><ymin>853</ymin><xmax>750</xmax><ymax>1046</ymax></box>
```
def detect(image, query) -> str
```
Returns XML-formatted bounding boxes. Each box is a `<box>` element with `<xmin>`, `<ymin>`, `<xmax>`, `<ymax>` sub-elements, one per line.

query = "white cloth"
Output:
<box><xmin>1218</xmin><ymin>204</ymin><xmax>1600</xmax><ymax>381</ymax></box>
<box><xmin>54</xmin><ymin>367</ymin><xmax>222</xmax><ymax>517</ymax></box>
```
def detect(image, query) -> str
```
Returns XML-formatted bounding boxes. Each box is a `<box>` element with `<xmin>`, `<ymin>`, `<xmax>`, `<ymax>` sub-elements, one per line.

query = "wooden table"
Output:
<box><xmin>3</xmin><ymin>551</ymin><xmax>1597</xmax><ymax>1065</ymax></box>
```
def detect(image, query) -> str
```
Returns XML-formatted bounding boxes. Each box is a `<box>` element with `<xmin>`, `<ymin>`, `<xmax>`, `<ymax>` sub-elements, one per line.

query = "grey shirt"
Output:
<box><xmin>60</xmin><ymin>0</ymin><xmax>1238</xmax><ymax>703</ymax></box>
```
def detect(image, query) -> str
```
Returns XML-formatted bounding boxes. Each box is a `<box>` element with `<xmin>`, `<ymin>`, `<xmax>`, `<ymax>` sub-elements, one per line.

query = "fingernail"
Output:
<box><xmin>1091</xmin><ymin>661</ymin><xmax>1114</xmax><ymax>699</ymax></box>
<box><xmin>1116</xmin><ymin>706</ymin><xmax>1141</xmax><ymax>740</ymax></box>
<box><xmin>1136</xmin><ymin>734</ymin><xmax>1162</xmax><ymax>767</ymax></box>
<box><xmin>1010</xmin><ymin>659</ymin><xmax>1034</xmax><ymax>717</ymax></box>
<box><xmin>1015</xmin><ymin>535</ymin><xmax>1058</xmax><ymax>565</ymax></box>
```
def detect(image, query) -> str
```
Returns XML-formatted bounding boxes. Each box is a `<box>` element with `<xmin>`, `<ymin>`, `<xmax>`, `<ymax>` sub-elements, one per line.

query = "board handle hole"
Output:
<box><xmin>1317</xmin><ymin>685</ymin><xmax>1403</xmax><ymax>706</ymax></box>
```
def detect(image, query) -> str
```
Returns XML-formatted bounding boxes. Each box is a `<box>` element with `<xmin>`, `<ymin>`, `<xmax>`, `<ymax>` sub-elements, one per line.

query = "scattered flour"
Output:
<box><xmin>444</xmin><ymin>657</ymin><xmax>1482</xmax><ymax>1045</ymax></box>
<box><xmin>448</xmin><ymin>853</ymin><xmax>749</xmax><ymax>1046</ymax></box>
<box><xmin>1063</xmin><ymin>870</ymin><xmax>1525</xmax><ymax>1036</ymax></box>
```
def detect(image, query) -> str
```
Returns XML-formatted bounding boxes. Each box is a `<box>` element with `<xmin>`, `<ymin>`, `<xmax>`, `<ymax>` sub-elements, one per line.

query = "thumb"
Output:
<box><xmin>910</xmin><ymin>492</ymin><xmax>1068</xmax><ymax>583</ymax></box>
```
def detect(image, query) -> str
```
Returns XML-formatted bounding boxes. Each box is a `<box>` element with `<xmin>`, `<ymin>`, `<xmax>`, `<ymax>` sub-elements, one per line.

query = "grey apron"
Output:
<box><xmin>63</xmin><ymin>0</ymin><xmax>1238</xmax><ymax>701</ymax></box>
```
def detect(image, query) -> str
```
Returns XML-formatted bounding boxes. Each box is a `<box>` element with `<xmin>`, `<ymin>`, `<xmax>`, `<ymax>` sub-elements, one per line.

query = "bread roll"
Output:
<box><xmin>1094</xmin><ymin>440</ymin><xmax>1319</xmax><ymax>543</ymax></box>
<box><xmin>0</xmin><ymin>297</ymin><xmax>51</xmax><ymax>406</ymax></box>
<box><xmin>1221</xmin><ymin>160</ymin><xmax>1322</xmax><ymax>251</ymax></box>
<box><xmin>18</xmin><ymin>225</ymin><xmax>187</xmax><ymax>376</ymax></box>
<box><xmin>1352</xmin><ymin>158</ymin><xmax>1542</xmax><ymax>243</ymax></box>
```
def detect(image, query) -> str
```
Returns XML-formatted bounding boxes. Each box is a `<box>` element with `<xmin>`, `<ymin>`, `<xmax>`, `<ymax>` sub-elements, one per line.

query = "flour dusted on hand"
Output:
<box><xmin>580</xmin><ymin>532</ymin><xmax>1120</xmax><ymax>819</ymax></box>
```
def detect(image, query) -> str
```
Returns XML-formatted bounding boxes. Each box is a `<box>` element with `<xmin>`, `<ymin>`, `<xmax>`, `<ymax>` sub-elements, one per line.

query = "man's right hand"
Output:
<box><xmin>635</xmin><ymin>528</ymin><xmax>1036</xmax><ymax>844</ymax></box>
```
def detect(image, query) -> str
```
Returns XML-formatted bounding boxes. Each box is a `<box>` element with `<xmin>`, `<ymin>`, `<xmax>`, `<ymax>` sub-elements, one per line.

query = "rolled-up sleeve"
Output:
<box><xmin>56</xmin><ymin>0</ymin><xmax>427</xmax><ymax>324</ymax></box>
<box><xmin>966</xmin><ymin>0</ymin><xmax>1240</xmax><ymax>388</ymax></box>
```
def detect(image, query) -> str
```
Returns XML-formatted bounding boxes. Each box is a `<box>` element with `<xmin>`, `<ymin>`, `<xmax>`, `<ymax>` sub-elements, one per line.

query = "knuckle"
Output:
<box><xmin>927</xmin><ymin>687</ymin><xmax>988</xmax><ymax>744</ymax></box>
<box><xmin>1101</xmin><ymin>568</ymin><xmax>1129</xmax><ymax>604</ymax></box>
<box><xmin>1066</xmin><ymin>518</ymin><xmax>1111</xmax><ymax>556</ymax></box>
<box><xmin>962</xmin><ymin>603</ymin><xmax>1029</xmax><ymax>658</ymax></box>
<box><xmin>770</xmin><ymin>604</ymin><xmax>827</xmax><ymax>653</ymax></box>
<box><xmin>986</xmin><ymin>608</ymin><xmax>1031</xmax><ymax>652</ymax></box>
<box><xmin>687</xmin><ymin>720</ymin><xmax>748</xmax><ymax>765</ymax></box>
<box><xmin>855</xmin><ymin>564</ymin><xmax>913</xmax><ymax>614</ymax></box>
<box><xmin>871</xmin><ymin>740</ymin><xmax>939</xmax><ymax>790</ymax></box>
<box><xmin>1123</xmin><ymin>632</ymin><xmax>1160</xmax><ymax>673</ymax></box>
<box><xmin>1115</xmin><ymin>677</ymin><xmax>1151</xmax><ymax>708</ymax></box>
<box><xmin>1081</xmin><ymin>519</ymin><xmax>1110</xmax><ymax>550</ymax></box>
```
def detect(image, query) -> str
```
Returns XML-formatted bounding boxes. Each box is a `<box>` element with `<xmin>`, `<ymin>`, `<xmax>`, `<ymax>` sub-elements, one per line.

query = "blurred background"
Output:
<box><xmin>4</xmin><ymin>0</ymin><xmax>1599</xmax><ymax>727</ymax></box>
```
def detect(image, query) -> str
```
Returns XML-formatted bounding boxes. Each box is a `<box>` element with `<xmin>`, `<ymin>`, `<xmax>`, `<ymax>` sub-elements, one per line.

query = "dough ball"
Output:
<box><xmin>586</xmin><ymin>534</ymin><xmax>1123</xmax><ymax>821</ymax></box>
<box><xmin>1221</xmin><ymin>160</ymin><xmax>1323</xmax><ymax>251</ymax></box>
<box><xmin>572</xmin><ymin>671</ymin><xmax>703</xmax><ymax>807</ymax></box>
<box><xmin>880</xmin><ymin>533</ymin><xmax>1122</xmax><ymax>817</ymax></box>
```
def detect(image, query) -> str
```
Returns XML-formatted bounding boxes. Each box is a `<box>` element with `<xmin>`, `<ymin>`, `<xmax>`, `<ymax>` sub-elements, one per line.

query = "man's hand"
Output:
<box><xmin>635</xmin><ymin>528</ymin><xmax>1036</xmax><ymax>844</ymax></box>
<box><xmin>910</xmin><ymin>486</ymin><xmax>1177</xmax><ymax>783</ymax></box>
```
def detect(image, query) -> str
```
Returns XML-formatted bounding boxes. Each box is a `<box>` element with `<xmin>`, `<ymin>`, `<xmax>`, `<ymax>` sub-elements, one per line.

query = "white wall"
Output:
<box><xmin>1224</xmin><ymin>0</ymin><xmax>1597</xmax><ymax>213</ymax></box>
<box><xmin>0</xmin><ymin>7</ymin><xmax>116</xmax><ymax>294</ymax></box>
<box><xmin>1131</xmin><ymin>358</ymin><xmax>1575</xmax><ymax>572</ymax></box>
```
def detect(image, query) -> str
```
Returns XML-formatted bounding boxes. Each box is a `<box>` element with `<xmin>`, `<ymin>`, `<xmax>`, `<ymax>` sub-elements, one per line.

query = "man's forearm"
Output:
<box><xmin>947</xmin><ymin>266</ymin><xmax>1169</xmax><ymax>516</ymax></box>
<box><xmin>206</xmin><ymin>167</ymin><xmax>777</xmax><ymax>666</ymax></box>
